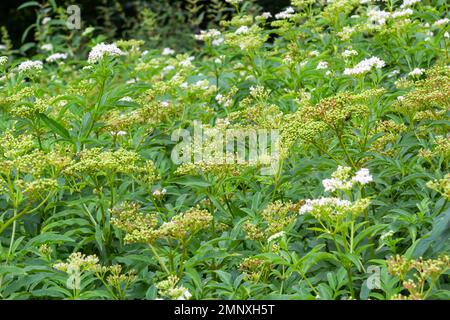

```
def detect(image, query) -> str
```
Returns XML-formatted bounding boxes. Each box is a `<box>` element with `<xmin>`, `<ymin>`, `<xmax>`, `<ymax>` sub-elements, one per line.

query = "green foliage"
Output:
<box><xmin>0</xmin><ymin>0</ymin><xmax>449</xmax><ymax>300</ymax></box>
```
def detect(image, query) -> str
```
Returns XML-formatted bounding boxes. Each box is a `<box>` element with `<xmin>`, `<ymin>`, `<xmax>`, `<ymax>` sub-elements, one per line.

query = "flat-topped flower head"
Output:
<box><xmin>352</xmin><ymin>168</ymin><xmax>373</xmax><ymax>184</ymax></box>
<box><xmin>344</xmin><ymin>56</ymin><xmax>385</xmax><ymax>76</ymax></box>
<box><xmin>162</xmin><ymin>47</ymin><xmax>175</xmax><ymax>55</ymax></box>
<box><xmin>88</xmin><ymin>43</ymin><xmax>124</xmax><ymax>64</ymax></box>
<box><xmin>46</xmin><ymin>53</ymin><xmax>68</xmax><ymax>63</ymax></box>
<box><xmin>433</xmin><ymin>18</ymin><xmax>449</xmax><ymax>27</ymax></box>
<box><xmin>0</xmin><ymin>56</ymin><xmax>7</xmax><ymax>67</ymax></box>
<box><xmin>408</xmin><ymin>68</ymin><xmax>425</xmax><ymax>77</ymax></box>
<box><xmin>275</xmin><ymin>7</ymin><xmax>295</xmax><ymax>19</ymax></box>
<box><xmin>18</xmin><ymin>60</ymin><xmax>43</xmax><ymax>73</ymax></box>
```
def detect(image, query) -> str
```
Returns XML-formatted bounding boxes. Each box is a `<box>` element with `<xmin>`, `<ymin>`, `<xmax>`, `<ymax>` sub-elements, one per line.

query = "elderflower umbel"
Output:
<box><xmin>342</xmin><ymin>49</ymin><xmax>358</xmax><ymax>58</ymax></box>
<box><xmin>400</xmin><ymin>0</ymin><xmax>421</xmax><ymax>8</ymax></box>
<box><xmin>235</xmin><ymin>26</ymin><xmax>250</xmax><ymax>35</ymax></box>
<box><xmin>18</xmin><ymin>60</ymin><xmax>43</xmax><ymax>73</ymax></box>
<box><xmin>408</xmin><ymin>68</ymin><xmax>425</xmax><ymax>77</ymax></box>
<box><xmin>162</xmin><ymin>47</ymin><xmax>175</xmax><ymax>55</ymax></box>
<box><xmin>87</xmin><ymin>43</ymin><xmax>124</xmax><ymax>64</ymax></box>
<box><xmin>317</xmin><ymin>61</ymin><xmax>328</xmax><ymax>70</ymax></box>
<box><xmin>433</xmin><ymin>18</ymin><xmax>449</xmax><ymax>27</ymax></box>
<box><xmin>343</xmin><ymin>56</ymin><xmax>385</xmax><ymax>76</ymax></box>
<box><xmin>275</xmin><ymin>7</ymin><xmax>295</xmax><ymax>19</ymax></box>
<box><xmin>46</xmin><ymin>53</ymin><xmax>68</xmax><ymax>63</ymax></box>
<box><xmin>0</xmin><ymin>56</ymin><xmax>7</xmax><ymax>67</ymax></box>
<box><xmin>352</xmin><ymin>168</ymin><xmax>373</xmax><ymax>184</ymax></box>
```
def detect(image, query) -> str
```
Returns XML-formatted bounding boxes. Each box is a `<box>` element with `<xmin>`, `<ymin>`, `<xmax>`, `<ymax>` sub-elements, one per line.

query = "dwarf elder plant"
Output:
<box><xmin>0</xmin><ymin>0</ymin><xmax>448</xmax><ymax>300</ymax></box>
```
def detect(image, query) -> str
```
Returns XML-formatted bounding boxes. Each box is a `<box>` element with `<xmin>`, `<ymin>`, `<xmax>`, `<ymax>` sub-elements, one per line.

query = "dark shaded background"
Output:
<box><xmin>0</xmin><ymin>0</ymin><xmax>290</xmax><ymax>48</ymax></box>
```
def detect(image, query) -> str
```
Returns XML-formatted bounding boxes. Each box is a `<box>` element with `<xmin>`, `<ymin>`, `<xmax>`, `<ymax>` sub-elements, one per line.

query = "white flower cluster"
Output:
<box><xmin>195</xmin><ymin>29</ymin><xmax>221</xmax><ymax>41</ymax></box>
<box><xmin>343</xmin><ymin>56</ymin><xmax>385</xmax><ymax>76</ymax></box>
<box><xmin>152</xmin><ymin>188</ymin><xmax>167</xmax><ymax>197</ymax></box>
<box><xmin>179</xmin><ymin>56</ymin><xmax>195</xmax><ymax>67</ymax></box>
<box><xmin>215</xmin><ymin>94</ymin><xmax>233</xmax><ymax>107</ymax></box>
<box><xmin>46</xmin><ymin>53</ymin><xmax>68</xmax><ymax>63</ymax></box>
<box><xmin>316</xmin><ymin>61</ymin><xmax>328</xmax><ymax>70</ymax></box>
<box><xmin>275</xmin><ymin>7</ymin><xmax>295</xmax><ymax>19</ymax></box>
<box><xmin>18</xmin><ymin>60</ymin><xmax>43</xmax><ymax>73</ymax></box>
<box><xmin>408</xmin><ymin>68</ymin><xmax>425</xmax><ymax>77</ymax></box>
<box><xmin>162</xmin><ymin>47</ymin><xmax>175</xmax><ymax>55</ymax></box>
<box><xmin>434</xmin><ymin>18</ymin><xmax>449</xmax><ymax>27</ymax></box>
<box><xmin>260</xmin><ymin>12</ymin><xmax>272</xmax><ymax>19</ymax></box>
<box><xmin>392</xmin><ymin>8</ymin><xmax>413</xmax><ymax>18</ymax></box>
<box><xmin>352</xmin><ymin>168</ymin><xmax>373</xmax><ymax>184</ymax></box>
<box><xmin>342</xmin><ymin>49</ymin><xmax>358</xmax><ymax>58</ymax></box>
<box><xmin>235</xmin><ymin>26</ymin><xmax>250</xmax><ymax>35</ymax></box>
<box><xmin>368</xmin><ymin>7</ymin><xmax>414</xmax><ymax>26</ymax></box>
<box><xmin>0</xmin><ymin>56</ymin><xmax>7</xmax><ymax>67</ymax></box>
<box><xmin>87</xmin><ymin>43</ymin><xmax>124</xmax><ymax>64</ymax></box>
<box><xmin>41</xmin><ymin>43</ymin><xmax>53</xmax><ymax>51</ymax></box>
<box><xmin>195</xmin><ymin>29</ymin><xmax>224</xmax><ymax>46</ymax></box>
<box><xmin>367</xmin><ymin>8</ymin><xmax>391</xmax><ymax>25</ymax></box>
<box><xmin>322</xmin><ymin>166</ymin><xmax>373</xmax><ymax>192</ymax></box>
<box><xmin>400</xmin><ymin>0</ymin><xmax>421</xmax><ymax>8</ymax></box>
<box><xmin>299</xmin><ymin>197</ymin><xmax>352</xmax><ymax>214</ymax></box>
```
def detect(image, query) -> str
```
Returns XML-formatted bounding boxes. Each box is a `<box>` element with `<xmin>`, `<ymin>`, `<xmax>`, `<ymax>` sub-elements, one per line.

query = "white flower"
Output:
<box><xmin>342</xmin><ymin>49</ymin><xmax>358</xmax><ymax>58</ymax></box>
<box><xmin>317</xmin><ymin>61</ymin><xmax>328</xmax><ymax>70</ymax></box>
<box><xmin>433</xmin><ymin>18</ymin><xmax>449</xmax><ymax>27</ymax></box>
<box><xmin>118</xmin><ymin>96</ymin><xmax>133</xmax><ymax>102</ymax></box>
<box><xmin>408</xmin><ymin>68</ymin><xmax>425</xmax><ymax>77</ymax></box>
<box><xmin>400</xmin><ymin>0</ymin><xmax>421</xmax><ymax>8</ymax></box>
<box><xmin>163</xmin><ymin>65</ymin><xmax>175</xmax><ymax>72</ymax></box>
<box><xmin>179</xmin><ymin>56</ymin><xmax>195</xmax><ymax>67</ymax></box>
<box><xmin>261</xmin><ymin>12</ymin><xmax>272</xmax><ymax>19</ymax></box>
<box><xmin>42</xmin><ymin>17</ymin><xmax>52</xmax><ymax>25</ymax></box>
<box><xmin>41</xmin><ymin>43</ymin><xmax>53</xmax><ymax>51</ymax></box>
<box><xmin>392</xmin><ymin>8</ymin><xmax>413</xmax><ymax>18</ymax></box>
<box><xmin>309</xmin><ymin>50</ymin><xmax>320</xmax><ymax>57</ymax></box>
<box><xmin>195</xmin><ymin>29</ymin><xmax>221</xmax><ymax>41</ymax></box>
<box><xmin>397</xmin><ymin>95</ymin><xmax>405</xmax><ymax>101</ymax></box>
<box><xmin>0</xmin><ymin>56</ymin><xmax>7</xmax><ymax>67</ymax></box>
<box><xmin>0</xmin><ymin>45</ymin><xmax>6</xmax><ymax>51</ymax></box>
<box><xmin>343</xmin><ymin>56</ymin><xmax>385</xmax><ymax>76</ymax></box>
<box><xmin>235</xmin><ymin>26</ymin><xmax>250</xmax><ymax>35</ymax></box>
<box><xmin>299</xmin><ymin>197</ymin><xmax>353</xmax><ymax>214</ymax></box>
<box><xmin>212</xmin><ymin>37</ymin><xmax>224</xmax><ymax>46</ymax></box>
<box><xmin>87</xmin><ymin>43</ymin><xmax>124</xmax><ymax>64</ymax></box>
<box><xmin>352</xmin><ymin>168</ymin><xmax>373</xmax><ymax>185</ymax></box>
<box><xmin>46</xmin><ymin>53</ymin><xmax>68</xmax><ymax>63</ymax></box>
<box><xmin>162</xmin><ymin>47</ymin><xmax>175</xmax><ymax>55</ymax></box>
<box><xmin>152</xmin><ymin>188</ymin><xmax>167</xmax><ymax>197</ymax></box>
<box><xmin>445</xmin><ymin>31</ymin><xmax>449</xmax><ymax>39</ymax></box>
<box><xmin>18</xmin><ymin>60</ymin><xmax>43</xmax><ymax>73</ymax></box>
<box><xmin>380</xmin><ymin>230</ymin><xmax>395</xmax><ymax>240</ymax></box>
<box><xmin>367</xmin><ymin>8</ymin><xmax>391</xmax><ymax>25</ymax></box>
<box><xmin>275</xmin><ymin>7</ymin><xmax>295</xmax><ymax>19</ymax></box>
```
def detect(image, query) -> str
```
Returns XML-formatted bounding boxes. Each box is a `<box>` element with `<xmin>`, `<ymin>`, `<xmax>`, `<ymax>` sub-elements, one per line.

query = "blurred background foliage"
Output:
<box><xmin>0</xmin><ymin>0</ymin><xmax>290</xmax><ymax>52</ymax></box>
